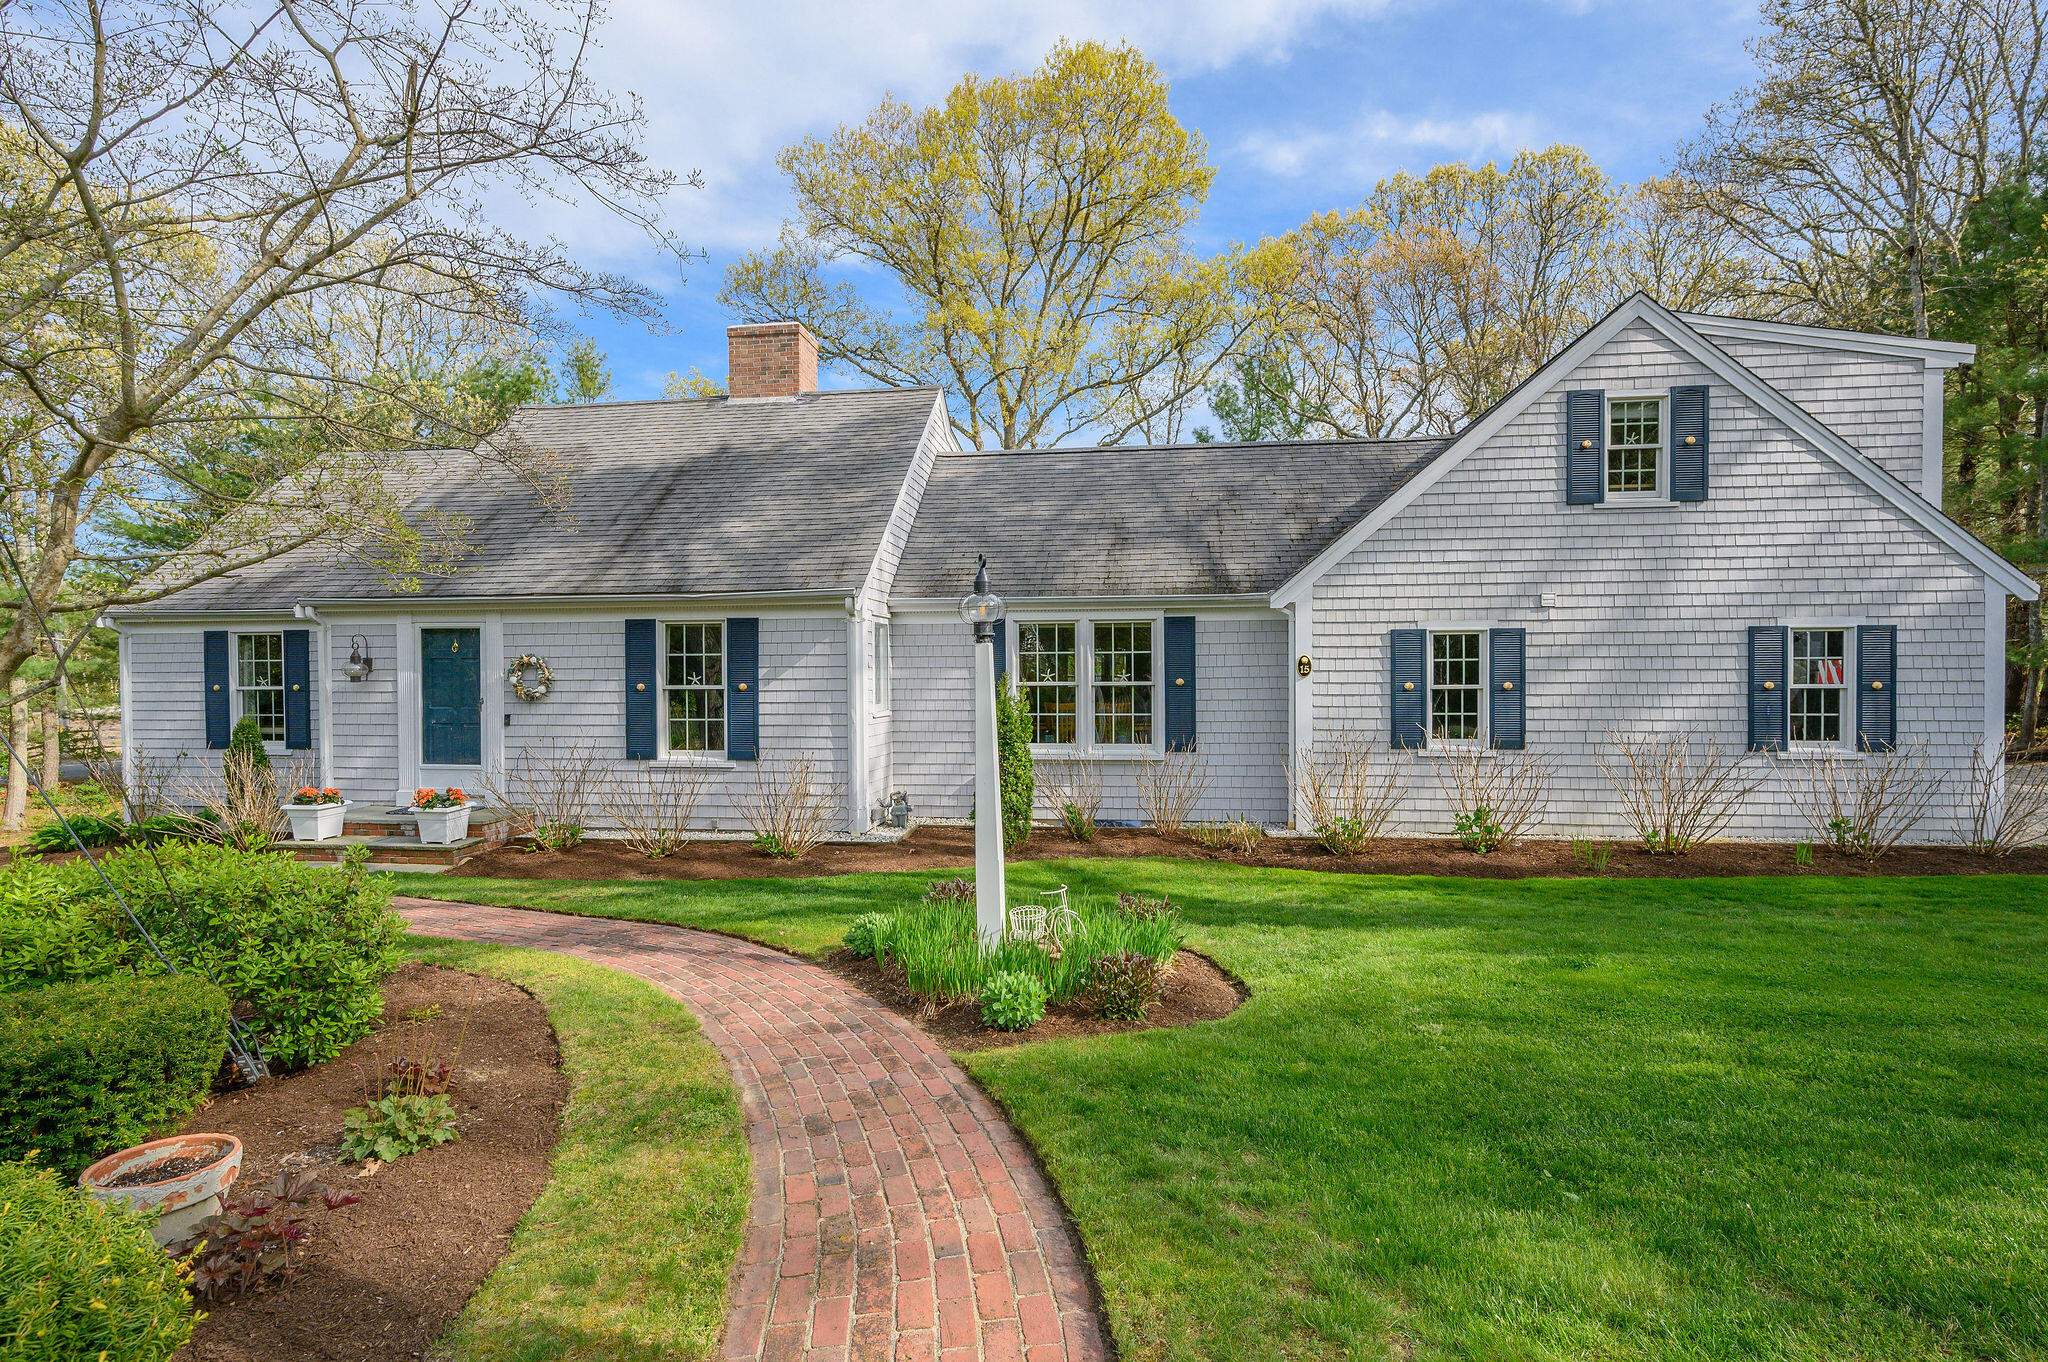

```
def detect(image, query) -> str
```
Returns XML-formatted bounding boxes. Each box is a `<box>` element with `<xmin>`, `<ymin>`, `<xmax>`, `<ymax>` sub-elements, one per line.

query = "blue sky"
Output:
<box><xmin>539</xmin><ymin>0</ymin><xmax>1764</xmax><ymax>400</ymax></box>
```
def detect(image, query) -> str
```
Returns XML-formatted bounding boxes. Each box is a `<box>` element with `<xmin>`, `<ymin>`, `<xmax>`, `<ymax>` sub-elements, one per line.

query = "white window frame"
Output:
<box><xmin>1604</xmin><ymin>391</ymin><xmax>1669</xmax><ymax>506</ymax></box>
<box><xmin>659</xmin><ymin>620</ymin><xmax>729</xmax><ymax>759</ymax></box>
<box><xmin>231</xmin><ymin>630</ymin><xmax>287</xmax><ymax>747</ymax></box>
<box><xmin>1424</xmin><ymin>626</ymin><xmax>1488</xmax><ymax>751</ymax></box>
<box><xmin>1012</xmin><ymin>613</ymin><xmax>1164</xmax><ymax>757</ymax></box>
<box><xmin>1786</xmin><ymin>622</ymin><xmax>1856</xmax><ymax>753</ymax></box>
<box><xmin>870</xmin><ymin>621</ymin><xmax>891</xmax><ymax>713</ymax></box>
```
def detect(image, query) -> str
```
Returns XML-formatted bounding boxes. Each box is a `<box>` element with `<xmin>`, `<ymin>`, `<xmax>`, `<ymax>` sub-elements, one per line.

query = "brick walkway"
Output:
<box><xmin>396</xmin><ymin>898</ymin><xmax>1109</xmax><ymax>1362</ymax></box>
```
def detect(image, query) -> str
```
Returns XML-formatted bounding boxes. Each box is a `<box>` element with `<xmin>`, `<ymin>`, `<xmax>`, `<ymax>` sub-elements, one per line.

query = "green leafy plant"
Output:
<box><xmin>342</xmin><ymin>1092</ymin><xmax>460</xmax><ymax>1162</ymax></box>
<box><xmin>1825</xmin><ymin>816</ymin><xmax>1861</xmax><ymax>854</ymax></box>
<box><xmin>225</xmin><ymin>715</ymin><xmax>271</xmax><ymax>791</ymax></box>
<box><xmin>530</xmin><ymin>820</ymin><xmax>584</xmax><ymax>851</ymax></box>
<box><xmin>0</xmin><ymin>1159</ymin><xmax>196</xmax><ymax>1360</ymax></box>
<box><xmin>922</xmin><ymin>876</ymin><xmax>975</xmax><ymax>904</ymax></box>
<box><xmin>979</xmin><ymin>970</ymin><xmax>1048</xmax><ymax>1031</ymax></box>
<box><xmin>0</xmin><ymin>974</ymin><xmax>229</xmax><ymax>1174</ymax></box>
<box><xmin>1060</xmin><ymin>802</ymin><xmax>1096</xmax><ymax>841</ymax></box>
<box><xmin>167</xmin><ymin>1170</ymin><xmax>361</xmax><ymax>1300</ymax></box>
<box><xmin>843</xmin><ymin>912</ymin><xmax>890</xmax><ymax>959</ymax></box>
<box><xmin>1088</xmin><ymin>950</ymin><xmax>1166</xmax><ymax>1021</ymax></box>
<box><xmin>1115</xmin><ymin>891</ymin><xmax>1175</xmax><ymax>922</ymax></box>
<box><xmin>1315</xmin><ymin>815</ymin><xmax>1368</xmax><ymax>855</ymax></box>
<box><xmin>993</xmin><ymin>682</ymin><xmax>1035</xmax><ymax>848</ymax></box>
<box><xmin>873</xmin><ymin>892</ymin><xmax>1182</xmax><ymax>1007</ymax></box>
<box><xmin>25</xmin><ymin>812</ymin><xmax>126</xmax><ymax>851</ymax></box>
<box><xmin>751</xmin><ymin>831</ymin><xmax>794</xmax><ymax>858</ymax></box>
<box><xmin>1794</xmin><ymin>840</ymin><xmax>1815</xmax><ymax>867</ymax></box>
<box><xmin>1569</xmin><ymin>836</ymin><xmax>1613</xmax><ymax>873</ymax></box>
<box><xmin>1454</xmin><ymin>805</ymin><xmax>1505</xmax><ymax>853</ymax></box>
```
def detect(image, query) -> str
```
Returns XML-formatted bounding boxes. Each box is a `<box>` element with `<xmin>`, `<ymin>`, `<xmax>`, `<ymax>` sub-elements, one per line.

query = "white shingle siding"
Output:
<box><xmin>1309</xmin><ymin>320</ymin><xmax>1986</xmax><ymax>843</ymax></box>
<box><xmin>888</xmin><ymin>612</ymin><xmax>1291</xmax><ymax>826</ymax></box>
<box><xmin>329</xmin><ymin>623</ymin><xmax>396</xmax><ymax>794</ymax></box>
<box><xmin>124</xmin><ymin>623</ymin><xmax>328</xmax><ymax>793</ymax></box>
<box><xmin>1708</xmin><ymin>334</ymin><xmax>1929</xmax><ymax>495</ymax></box>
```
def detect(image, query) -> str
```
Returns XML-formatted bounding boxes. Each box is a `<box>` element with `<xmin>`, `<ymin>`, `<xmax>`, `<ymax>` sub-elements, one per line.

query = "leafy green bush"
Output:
<box><xmin>24</xmin><ymin>812</ymin><xmax>127</xmax><ymax>852</ymax></box>
<box><xmin>0</xmin><ymin>974</ymin><xmax>229</xmax><ymax>1174</ymax></box>
<box><xmin>0</xmin><ymin>1159</ymin><xmax>196</xmax><ymax>1362</ymax></box>
<box><xmin>1454</xmin><ymin>805</ymin><xmax>1504</xmax><ymax>853</ymax></box>
<box><xmin>843</xmin><ymin>912</ymin><xmax>890</xmax><ymax>959</ymax></box>
<box><xmin>341</xmin><ymin>1093</ymin><xmax>459</xmax><ymax>1162</ymax></box>
<box><xmin>874</xmin><ymin>893</ymin><xmax>1182</xmax><ymax>1006</ymax></box>
<box><xmin>1315</xmin><ymin>815</ymin><xmax>1368</xmax><ymax>855</ymax></box>
<box><xmin>1087</xmin><ymin>951</ymin><xmax>1166</xmax><ymax>1021</ymax></box>
<box><xmin>225</xmin><ymin>714</ymin><xmax>271</xmax><ymax>785</ymax></box>
<box><xmin>979</xmin><ymin>970</ymin><xmax>1047</xmax><ymax>1031</ymax></box>
<box><xmin>994</xmin><ymin>682</ymin><xmax>1034</xmax><ymax>849</ymax></box>
<box><xmin>750</xmin><ymin>832</ymin><xmax>794</xmax><ymax>858</ymax></box>
<box><xmin>0</xmin><ymin>843</ymin><xmax>403</xmax><ymax>1070</ymax></box>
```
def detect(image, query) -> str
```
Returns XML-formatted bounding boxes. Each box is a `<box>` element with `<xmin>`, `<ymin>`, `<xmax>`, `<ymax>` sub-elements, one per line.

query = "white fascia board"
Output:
<box><xmin>888</xmin><ymin>593</ymin><xmax>1276</xmax><ymax>616</ymax></box>
<box><xmin>1678</xmin><ymin>311</ymin><xmax>1976</xmax><ymax>369</ymax></box>
<box><xmin>1269</xmin><ymin>294</ymin><xmax>2038</xmax><ymax>607</ymax></box>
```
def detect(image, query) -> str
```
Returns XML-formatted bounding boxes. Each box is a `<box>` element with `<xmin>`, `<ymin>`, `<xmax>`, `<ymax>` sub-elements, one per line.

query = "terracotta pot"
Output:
<box><xmin>79</xmin><ymin>1133</ymin><xmax>243</xmax><ymax>1246</ymax></box>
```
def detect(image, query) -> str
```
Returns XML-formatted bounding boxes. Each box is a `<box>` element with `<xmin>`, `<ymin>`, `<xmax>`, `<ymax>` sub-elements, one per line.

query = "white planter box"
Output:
<box><xmin>282</xmin><ymin>801</ymin><xmax>348</xmax><ymax>842</ymax></box>
<box><xmin>410</xmin><ymin>803</ymin><xmax>473</xmax><ymax>845</ymax></box>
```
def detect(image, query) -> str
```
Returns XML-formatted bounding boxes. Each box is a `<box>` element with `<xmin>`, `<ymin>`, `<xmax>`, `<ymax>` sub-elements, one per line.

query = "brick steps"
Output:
<box><xmin>287</xmin><ymin>806</ymin><xmax>515</xmax><ymax>869</ymax></box>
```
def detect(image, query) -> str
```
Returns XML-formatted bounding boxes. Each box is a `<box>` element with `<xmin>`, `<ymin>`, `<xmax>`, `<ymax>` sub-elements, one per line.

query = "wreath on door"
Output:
<box><xmin>506</xmin><ymin>654</ymin><xmax>554</xmax><ymax>701</ymax></box>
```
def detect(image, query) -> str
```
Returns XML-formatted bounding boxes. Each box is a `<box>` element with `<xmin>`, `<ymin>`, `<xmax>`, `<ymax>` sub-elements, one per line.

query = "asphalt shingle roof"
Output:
<box><xmin>137</xmin><ymin>388</ymin><xmax>942</xmax><ymax>611</ymax></box>
<box><xmin>889</xmin><ymin>437</ymin><xmax>1450</xmax><ymax>600</ymax></box>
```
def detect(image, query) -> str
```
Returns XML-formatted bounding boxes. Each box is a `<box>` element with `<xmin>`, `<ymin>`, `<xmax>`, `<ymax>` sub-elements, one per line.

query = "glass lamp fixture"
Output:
<box><xmin>343</xmin><ymin>635</ymin><xmax>374</xmax><ymax>681</ymax></box>
<box><xmin>958</xmin><ymin>555</ymin><xmax>1004</xmax><ymax>641</ymax></box>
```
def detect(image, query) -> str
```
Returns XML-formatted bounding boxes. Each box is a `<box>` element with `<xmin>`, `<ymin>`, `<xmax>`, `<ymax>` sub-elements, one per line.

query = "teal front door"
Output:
<box><xmin>420</xmin><ymin>628</ymin><xmax>482</xmax><ymax>767</ymax></box>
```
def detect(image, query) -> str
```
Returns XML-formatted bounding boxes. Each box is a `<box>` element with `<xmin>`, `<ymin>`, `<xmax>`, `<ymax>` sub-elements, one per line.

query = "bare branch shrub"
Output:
<box><xmin>1954</xmin><ymin>749</ymin><xmax>2048</xmax><ymax>855</ymax></box>
<box><xmin>1595</xmin><ymin>729</ymin><xmax>1764</xmax><ymax>854</ymax></box>
<box><xmin>484</xmin><ymin>742</ymin><xmax>607</xmax><ymax>849</ymax></box>
<box><xmin>1038</xmin><ymin>758</ymin><xmax>1103</xmax><ymax>841</ymax></box>
<box><xmin>1789</xmin><ymin>744</ymin><xmax>1945</xmax><ymax>859</ymax></box>
<box><xmin>1190</xmin><ymin>816</ymin><xmax>1264</xmax><ymax>854</ymax></box>
<box><xmin>597</xmin><ymin>764</ymin><xmax>710</xmax><ymax>859</ymax></box>
<box><xmin>1136</xmin><ymin>749</ymin><xmax>1211</xmax><ymax>837</ymax></box>
<box><xmin>1436</xmin><ymin>745</ymin><xmax>1552</xmax><ymax>849</ymax></box>
<box><xmin>1288</xmin><ymin>731</ymin><xmax>1408</xmax><ymax>853</ymax></box>
<box><xmin>170</xmin><ymin>752</ymin><xmax>315</xmax><ymax>851</ymax></box>
<box><xmin>737</xmin><ymin>755</ymin><xmax>841</xmax><ymax>859</ymax></box>
<box><xmin>83</xmin><ymin>742</ymin><xmax>180</xmax><ymax>824</ymax></box>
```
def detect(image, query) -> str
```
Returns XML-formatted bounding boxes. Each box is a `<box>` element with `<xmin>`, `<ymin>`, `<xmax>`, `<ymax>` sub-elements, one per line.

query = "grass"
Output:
<box><xmin>387</xmin><ymin>862</ymin><xmax>2048</xmax><ymax>1360</ymax></box>
<box><xmin>403</xmin><ymin>935</ymin><xmax>748</xmax><ymax>1362</ymax></box>
<box><xmin>873</xmin><ymin>892</ymin><xmax>1182</xmax><ymax>1003</ymax></box>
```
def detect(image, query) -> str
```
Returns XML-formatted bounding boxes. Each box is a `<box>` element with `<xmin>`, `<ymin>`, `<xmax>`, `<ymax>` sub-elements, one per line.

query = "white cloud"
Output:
<box><xmin>1236</xmin><ymin>107</ymin><xmax>1547</xmax><ymax>183</ymax></box>
<box><xmin>500</xmin><ymin>0</ymin><xmax>1410</xmax><ymax>263</ymax></box>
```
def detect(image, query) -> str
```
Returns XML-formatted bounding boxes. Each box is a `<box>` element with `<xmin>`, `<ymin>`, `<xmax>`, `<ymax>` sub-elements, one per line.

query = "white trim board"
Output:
<box><xmin>1678</xmin><ymin>311</ymin><xmax>1976</xmax><ymax>368</ymax></box>
<box><xmin>1268</xmin><ymin>293</ymin><xmax>2038</xmax><ymax>607</ymax></box>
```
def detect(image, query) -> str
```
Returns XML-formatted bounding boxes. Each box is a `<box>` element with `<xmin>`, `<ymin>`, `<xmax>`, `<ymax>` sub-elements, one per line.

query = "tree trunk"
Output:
<box><xmin>2025</xmin><ymin>599</ymin><xmax>2044</xmax><ymax>754</ymax></box>
<box><xmin>40</xmin><ymin>688</ymin><xmax>60</xmax><ymax>789</ymax></box>
<box><xmin>3</xmin><ymin>672</ymin><xmax>26</xmax><ymax>831</ymax></box>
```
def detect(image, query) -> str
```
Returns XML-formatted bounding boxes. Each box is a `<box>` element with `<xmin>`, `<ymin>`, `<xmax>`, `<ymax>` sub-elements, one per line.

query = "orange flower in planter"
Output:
<box><xmin>415</xmin><ymin>788</ymin><xmax>435</xmax><ymax>806</ymax></box>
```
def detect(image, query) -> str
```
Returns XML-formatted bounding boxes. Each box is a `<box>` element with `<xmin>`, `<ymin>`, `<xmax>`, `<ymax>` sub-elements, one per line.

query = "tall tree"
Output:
<box><xmin>1193</xmin><ymin>354</ymin><xmax>1313</xmax><ymax>444</ymax></box>
<box><xmin>1679</xmin><ymin>0</ymin><xmax>2048</xmax><ymax>336</ymax></box>
<box><xmin>0</xmin><ymin>0</ymin><xmax>685</xmax><ymax>825</ymax></box>
<box><xmin>554</xmin><ymin>337</ymin><xmax>614</xmax><ymax>403</ymax></box>
<box><xmin>1933</xmin><ymin>161</ymin><xmax>2048</xmax><ymax>748</ymax></box>
<box><xmin>721</xmin><ymin>40</ymin><xmax>1273</xmax><ymax>449</ymax></box>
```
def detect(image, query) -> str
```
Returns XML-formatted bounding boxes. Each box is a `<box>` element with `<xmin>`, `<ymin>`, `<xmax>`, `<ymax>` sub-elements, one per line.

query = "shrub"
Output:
<box><xmin>530</xmin><ymin>821</ymin><xmax>584</xmax><ymax>851</ymax></box>
<box><xmin>1955</xmin><ymin>747</ymin><xmax>2048</xmax><ymax>855</ymax></box>
<box><xmin>0</xmin><ymin>974</ymin><xmax>229</xmax><ymax>1174</ymax></box>
<box><xmin>168</xmin><ymin>1170</ymin><xmax>361</xmax><ymax>1300</ymax></box>
<box><xmin>225</xmin><ymin>715</ymin><xmax>271</xmax><ymax>788</ymax></box>
<box><xmin>994</xmin><ymin>683</ymin><xmax>1035</xmax><ymax>848</ymax></box>
<box><xmin>1438</xmin><ymin>745</ymin><xmax>1552</xmax><ymax>849</ymax></box>
<box><xmin>874</xmin><ymin>893</ymin><xmax>1182</xmax><ymax>1007</ymax></box>
<box><xmin>1191</xmin><ymin>816</ymin><xmax>1263</xmax><ymax>854</ymax></box>
<box><xmin>341</xmin><ymin>1093</ymin><xmax>459</xmax><ymax>1162</ymax></box>
<box><xmin>751</xmin><ymin>832</ymin><xmax>794</xmax><ymax>858</ymax></box>
<box><xmin>1290</xmin><ymin>732</ymin><xmax>1407</xmax><ymax>852</ymax></box>
<box><xmin>1088</xmin><ymin>951</ymin><xmax>1166</xmax><ymax>1021</ymax></box>
<box><xmin>979</xmin><ymin>971</ymin><xmax>1047</xmax><ymax>1031</ymax></box>
<box><xmin>0</xmin><ymin>1159</ymin><xmax>196</xmax><ymax>1361</ymax></box>
<box><xmin>736</xmin><ymin>755</ymin><xmax>838</xmax><ymax>859</ymax></box>
<box><xmin>1596</xmin><ymin>729</ymin><xmax>1763</xmax><ymax>855</ymax></box>
<box><xmin>597</xmin><ymin>762</ymin><xmax>708</xmax><ymax>857</ymax></box>
<box><xmin>45</xmin><ymin>843</ymin><xmax>405</xmax><ymax>1070</ymax></box>
<box><xmin>0</xmin><ymin>858</ymin><xmax>130</xmax><ymax>990</ymax></box>
<box><xmin>1136</xmin><ymin>748</ymin><xmax>1210</xmax><ymax>836</ymax></box>
<box><xmin>1788</xmin><ymin>744</ymin><xmax>1945</xmax><ymax>859</ymax></box>
<box><xmin>843</xmin><ymin>912</ymin><xmax>890</xmax><ymax>959</ymax></box>
<box><xmin>481</xmin><ymin>742</ymin><xmax>603</xmax><ymax>846</ymax></box>
<box><xmin>1038</xmin><ymin>758</ymin><xmax>1100</xmax><ymax>841</ymax></box>
<box><xmin>25</xmin><ymin>812</ymin><xmax>126</xmax><ymax>852</ymax></box>
<box><xmin>1316</xmin><ymin>816</ymin><xmax>1368</xmax><ymax>855</ymax></box>
<box><xmin>1454</xmin><ymin>805</ymin><xmax>1504</xmax><ymax>853</ymax></box>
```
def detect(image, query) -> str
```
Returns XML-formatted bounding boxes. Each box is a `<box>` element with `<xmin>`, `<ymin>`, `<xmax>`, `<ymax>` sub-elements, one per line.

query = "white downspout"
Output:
<box><xmin>845</xmin><ymin>597</ymin><xmax>870</xmax><ymax>835</ymax></box>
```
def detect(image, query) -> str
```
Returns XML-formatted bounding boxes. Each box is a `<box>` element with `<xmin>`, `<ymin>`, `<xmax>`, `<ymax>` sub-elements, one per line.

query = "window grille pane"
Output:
<box><xmin>1789</xmin><ymin>628</ymin><xmax>1847</xmax><ymax>744</ymax></box>
<box><xmin>1430</xmin><ymin>632</ymin><xmax>1482</xmax><ymax>742</ymax></box>
<box><xmin>236</xmin><ymin>633</ymin><xmax>282</xmax><ymax>689</ymax></box>
<box><xmin>1020</xmin><ymin>623</ymin><xmax>1079</xmax><ymax>743</ymax></box>
<box><xmin>244</xmin><ymin>688</ymin><xmax>284</xmax><ymax>743</ymax></box>
<box><xmin>1606</xmin><ymin>398</ymin><xmax>1661</xmax><ymax>494</ymax></box>
<box><xmin>1027</xmin><ymin>687</ymin><xmax>1076</xmax><ymax>745</ymax></box>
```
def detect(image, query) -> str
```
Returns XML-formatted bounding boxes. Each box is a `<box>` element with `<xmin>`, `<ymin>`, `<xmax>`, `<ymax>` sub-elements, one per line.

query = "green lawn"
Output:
<box><xmin>387</xmin><ymin>863</ymin><xmax>2048</xmax><ymax>1361</ymax></box>
<box><xmin>404</xmin><ymin>935</ymin><xmax>749</xmax><ymax>1362</ymax></box>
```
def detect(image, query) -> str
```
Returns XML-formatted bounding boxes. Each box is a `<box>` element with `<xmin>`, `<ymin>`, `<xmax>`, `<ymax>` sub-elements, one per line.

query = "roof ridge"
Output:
<box><xmin>939</xmin><ymin>433</ymin><xmax>1452</xmax><ymax>459</ymax></box>
<box><xmin>512</xmin><ymin>385</ymin><xmax>941</xmax><ymax>415</ymax></box>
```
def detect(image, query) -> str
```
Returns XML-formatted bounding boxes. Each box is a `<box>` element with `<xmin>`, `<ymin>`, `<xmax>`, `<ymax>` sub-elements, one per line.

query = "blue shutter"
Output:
<box><xmin>726</xmin><ymin>617</ymin><xmax>759</xmax><ymax>761</ymax></box>
<box><xmin>624</xmin><ymin>619</ymin><xmax>656</xmax><ymax>760</ymax></box>
<box><xmin>1565</xmin><ymin>389</ymin><xmax>1605</xmax><ymax>505</ymax></box>
<box><xmin>1163</xmin><ymin>616</ymin><xmax>1196</xmax><ymax>753</ymax></box>
<box><xmin>1856</xmin><ymin>625</ymin><xmax>1897</xmax><ymax>752</ymax></box>
<box><xmin>282</xmin><ymin>629</ymin><xmax>312</xmax><ymax>750</ymax></box>
<box><xmin>1488</xmin><ymin>628</ymin><xmax>1525</xmax><ymax>751</ymax></box>
<box><xmin>992</xmin><ymin>617</ymin><xmax>1008</xmax><ymax>688</ymax></box>
<box><xmin>1748</xmin><ymin>626</ymin><xmax>1788</xmax><ymax>752</ymax></box>
<box><xmin>203</xmin><ymin>630</ymin><xmax>231</xmax><ymax>749</ymax></box>
<box><xmin>1670</xmin><ymin>384</ymin><xmax>1708</xmax><ymax>502</ymax></box>
<box><xmin>1389</xmin><ymin>629</ymin><xmax>1426</xmax><ymax>750</ymax></box>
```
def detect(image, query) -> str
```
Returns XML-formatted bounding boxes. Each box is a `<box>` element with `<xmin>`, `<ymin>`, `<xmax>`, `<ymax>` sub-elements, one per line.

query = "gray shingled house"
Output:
<box><xmin>110</xmin><ymin>295</ymin><xmax>2039</xmax><ymax>844</ymax></box>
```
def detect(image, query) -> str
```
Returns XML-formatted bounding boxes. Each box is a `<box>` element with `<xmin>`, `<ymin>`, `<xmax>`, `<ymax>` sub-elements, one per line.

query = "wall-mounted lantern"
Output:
<box><xmin>343</xmin><ymin>635</ymin><xmax>374</xmax><ymax>681</ymax></box>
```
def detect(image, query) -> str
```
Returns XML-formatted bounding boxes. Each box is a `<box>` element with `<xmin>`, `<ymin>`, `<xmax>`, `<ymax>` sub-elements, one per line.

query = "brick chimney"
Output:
<box><xmin>727</xmin><ymin>321</ymin><xmax>818</xmax><ymax>399</ymax></box>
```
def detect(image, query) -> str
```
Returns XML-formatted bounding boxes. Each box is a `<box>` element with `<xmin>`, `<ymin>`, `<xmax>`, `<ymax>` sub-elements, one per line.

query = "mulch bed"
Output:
<box><xmin>450</xmin><ymin>822</ymin><xmax>2048</xmax><ymax>881</ymax></box>
<box><xmin>173</xmin><ymin>963</ymin><xmax>568</xmax><ymax>1362</ymax></box>
<box><xmin>829</xmin><ymin>947</ymin><xmax>1246</xmax><ymax>1053</ymax></box>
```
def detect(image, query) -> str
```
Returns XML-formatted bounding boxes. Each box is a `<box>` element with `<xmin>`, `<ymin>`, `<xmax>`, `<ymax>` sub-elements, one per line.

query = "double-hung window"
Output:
<box><xmin>1607</xmin><ymin>395</ymin><xmax>1663</xmax><ymax>500</ymax></box>
<box><xmin>1016</xmin><ymin>618</ymin><xmax>1158</xmax><ymax>750</ymax></box>
<box><xmin>1789</xmin><ymin>627</ymin><xmax>1848</xmax><ymax>747</ymax></box>
<box><xmin>870</xmin><ymin>622</ymin><xmax>891</xmax><ymax>710</ymax></box>
<box><xmin>234</xmin><ymin>633</ymin><xmax>286</xmax><ymax>743</ymax></box>
<box><xmin>1428</xmin><ymin>630</ymin><xmax>1484</xmax><ymax>746</ymax></box>
<box><xmin>665</xmin><ymin>622</ymin><xmax>725</xmax><ymax>753</ymax></box>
